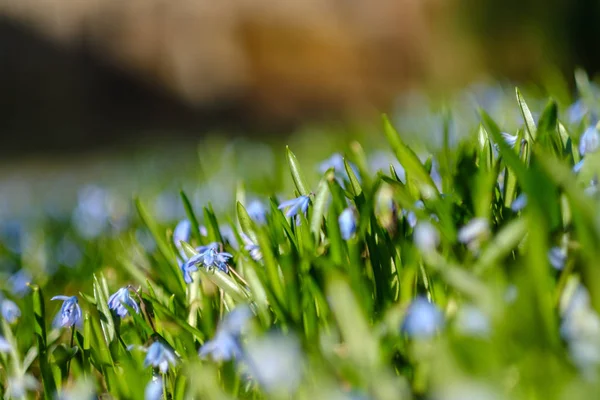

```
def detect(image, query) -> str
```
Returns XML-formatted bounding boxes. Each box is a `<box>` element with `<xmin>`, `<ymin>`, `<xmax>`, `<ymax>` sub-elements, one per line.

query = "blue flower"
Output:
<box><xmin>1</xmin><ymin>298</ymin><xmax>20</xmax><ymax>323</ymax></box>
<box><xmin>510</xmin><ymin>193</ymin><xmax>528</xmax><ymax>212</ymax></box>
<box><xmin>568</xmin><ymin>99</ymin><xmax>587</xmax><ymax>125</ymax></box>
<box><xmin>244</xmin><ymin>332</ymin><xmax>303</xmax><ymax>394</ymax></box>
<box><xmin>278</xmin><ymin>195</ymin><xmax>310</xmax><ymax>219</ymax></box>
<box><xmin>199</xmin><ymin>331</ymin><xmax>243</xmax><ymax>362</ymax></box>
<box><xmin>401</xmin><ymin>297</ymin><xmax>444</xmax><ymax>338</ymax></box>
<box><xmin>454</xmin><ymin>305</ymin><xmax>490</xmax><ymax>338</ymax></box>
<box><xmin>173</xmin><ymin>220</ymin><xmax>191</xmax><ymax>251</ymax></box>
<box><xmin>199</xmin><ymin>306</ymin><xmax>253</xmax><ymax>362</ymax></box>
<box><xmin>0</xmin><ymin>336</ymin><xmax>11</xmax><ymax>353</ymax></box>
<box><xmin>338</xmin><ymin>208</ymin><xmax>357</xmax><ymax>240</ymax></box>
<box><xmin>242</xmin><ymin>234</ymin><xmax>262</xmax><ymax>261</ymax></box>
<box><xmin>183</xmin><ymin>243</ymin><xmax>233</xmax><ymax>278</ymax></box>
<box><xmin>573</xmin><ymin>159</ymin><xmax>585</xmax><ymax>174</ymax></box>
<box><xmin>414</xmin><ymin>221</ymin><xmax>439</xmax><ymax>254</ymax></box>
<box><xmin>145</xmin><ymin>378</ymin><xmax>163</xmax><ymax>400</ymax></box>
<box><xmin>579</xmin><ymin>126</ymin><xmax>600</xmax><ymax>156</ymax></box>
<box><xmin>457</xmin><ymin>218</ymin><xmax>490</xmax><ymax>251</ymax></box>
<box><xmin>548</xmin><ymin>247</ymin><xmax>567</xmax><ymax>270</ymax></box>
<box><xmin>247</xmin><ymin>200</ymin><xmax>267</xmax><ymax>224</ymax></box>
<box><xmin>8</xmin><ymin>270</ymin><xmax>30</xmax><ymax>297</ymax></box>
<box><xmin>51</xmin><ymin>296</ymin><xmax>82</xmax><ymax>329</ymax></box>
<box><xmin>500</xmin><ymin>132</ymin><xmax>518</xmax><ymax>148</ymax></box>
<box><xmin>108</xmin><ymin>287</ymin><xmax>140</xmax><ymax>318</ymax></box>
<box><xmin>144</xmin><ymin>341</ymin><xmax>178</xmax><ymax>373</ymax></box>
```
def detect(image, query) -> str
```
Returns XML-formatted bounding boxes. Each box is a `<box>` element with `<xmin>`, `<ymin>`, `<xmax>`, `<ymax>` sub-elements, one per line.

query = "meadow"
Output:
<box><xmin>1</xmin><ymin>75</ymin><xmax>600</xmax><ymax>399</ymax></box>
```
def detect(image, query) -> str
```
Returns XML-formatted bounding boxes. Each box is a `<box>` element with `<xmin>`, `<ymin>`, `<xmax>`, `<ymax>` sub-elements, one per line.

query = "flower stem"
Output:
<box><xmin>66</xmin><ymin>326</ymin><xmax>75</xmax><ymax>378</ymax></box>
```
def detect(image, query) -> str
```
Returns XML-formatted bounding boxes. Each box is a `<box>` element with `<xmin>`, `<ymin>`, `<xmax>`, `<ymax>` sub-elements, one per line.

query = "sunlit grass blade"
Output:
<box><xmin>382</xmin><ymin>114</ymin><xmax>439</xmax><ymax>197</ymax></box>
<box><xmin>286</xmin><ymin>146</ymin><xmax>311</xmax><ymax>196</ymax></box>
<box><xmin>30</xmin><ymin>285</ymin><xmax>57</xmax><ymax>398</ymax></box>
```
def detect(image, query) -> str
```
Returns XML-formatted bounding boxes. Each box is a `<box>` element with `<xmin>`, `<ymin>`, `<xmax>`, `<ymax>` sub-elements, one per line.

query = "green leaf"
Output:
<box><xmin>536</xmin><ymin>100</ymin><xmax>562</xmax><ymax>156</ymax></box>
<box><xmin>516</xmin><ymin>88</ymin><xmax>537</xmax><ymax>141</ymax></box>
<box><xmin>179</xmin><ymin>242</ymin><xmax>252</xmax><ymax>304</ymax></box>
<box><xmin>382</xmin><ymin>114</ymin><xmax>439</xmax><ymax>197</ymax></box>
<box><xmin>310</xmin><ymin>174</ymin><xmax>331</xmax><ymax>241</ymax></box>
<box><xmin>286</xmin><ymin>146</ymin><xmax>310</xmax><ymax>196</ymax></box>
<box><xmin>31</xmin><ymin>285</ymin><xmax>56</xmax><ymax>398</ymax></box>
<box><xmin>135</xmin><ymin>198</ymin><xmax>185</xmax><ymax>294</ymax></box>
<box><xmin>344</xmin><ymin>158</ymin><xmax>362</xmax><ymax>196</ymax></box>
<box><xmin>93</xmin><ymin>274</ymin><xmax>116</xmax><ymax>344</ymax></box>
<box><xmin>236</xmin><ymin>202</ymin><xmax>257</xmax><ymax>242</ymax></box>
<box><xmin>180</xmin><ymin>190</ymin><xmax>202</xmax><ymax>244</ymax></box>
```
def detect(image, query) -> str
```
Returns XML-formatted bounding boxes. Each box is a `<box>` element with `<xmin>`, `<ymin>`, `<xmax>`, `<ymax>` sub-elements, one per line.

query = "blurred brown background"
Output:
<box><xmin>0</xmin><ymin>0</ymin><xmax>598</xmax><ymax>155</ymax></box>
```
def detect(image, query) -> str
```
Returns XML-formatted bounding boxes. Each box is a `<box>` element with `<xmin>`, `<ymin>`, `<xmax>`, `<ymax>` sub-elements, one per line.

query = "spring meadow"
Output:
<box><xmin>2</xmin><ymin>73</ymin><xmax>600</xmax><ymax>400</ymax></box>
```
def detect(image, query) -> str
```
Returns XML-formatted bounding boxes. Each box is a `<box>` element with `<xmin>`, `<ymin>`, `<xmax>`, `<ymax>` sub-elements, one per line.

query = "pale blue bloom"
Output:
<box><xmin>568</xmin><ymin>99</ymin><xmax>587</xmax><ymax>125</ymax></box>
<box><xmin>278</xmin><ymin>195</ymin><xmax>310</xmax><ymax>219</ymax></box>
<box><xmin>51</xmin><ymin>296</ymin><xmax>82</xmax><ymax>329</ymax></box>
<box><xmin>6</xmin><ymin>374</ymin><xmax>38</xmax><ymax>399</ymax></box>
<box><xmin>108</xmin><ymin>287</ymin><xmax>140</xmax><ymax>318</ymax></box>
<box><xmin>183</xmin><ymin>243</ymin><xmax>233</xmax><ymax>276</ymax></box>
<box><xmin>414</xmin><ymin>221</ymin><xmax>439</xmax><ymax>254</ymax></box>
<box><xmin>500</xmin><ymin>132</ymin><xmax>518</xmax><ymax>148</ymax></box>
<box><xmin>8</xmin><ymin>270</ymin><xmax>31</xmax><ymax>297</ymax></box>
<box><xmin>338</xmin><ymin>208</ymin><xmax>357</xmax><ymax>240</ymax></box>
<box><xmin>219</xmin><ymin>225</ymin><xmax>238</xmax><ymax>249</ymax></box>
<box><xmin>145</xmin><ymin>378</ymin><xmax>163</xmax><ymax>400</ymax></box>
<box><xmin>401</xmin><ymin>297</ymin><xmax>444</xmax><ymax>338</ymax></box>
<box><xmin>173</xmin><ymin>220</ymin><xmax>191</xmax><ymax>251</ymax></box>
<box><xmin>548</xmin><ymin>247</ymin><xmax>567</xmax><ymax>270</ymax></box>
<box><xmin>180</xmin><ymin>259</ymin><xmax>198</xmax><ymax>284</ymax></box>
<box><xmin>404</xmin><ymin>200</ymin><xmax>424</xmax><ymax>228</ymax></box>
<box><xmin>199</xmin><ymin>305</ymin><xmax>253</xmax><ymax>362</ymax></box>
<box><xmin>454</xmin><ymin>305</ymin><xmax>490</xmax><ymax>338</ymax></box>
<box><xmin>244</xmin><ymin>332</ymin><xmax>303</xmax><ymax>394</ymax></box>
<box><xmin>144</xmin><ymin>341</ymin><xmax>178</xmax><ymax>373</ymax></box>
<box><xmin>560</xmin><ymin>283</ymin><xmax>600</xmax><ymax>372</ymax></box>
<box><xmin>242</xmin><ymin>234</ymin><xmax>262</xmax><ymax>261</ymax></box>
<box><xmin>458</xmin><ymin>218</ymin><xmax>490</xmax><ymax>251</ymax></box>
<box><xmin>0</xmin><ymin>336</ymin><xmax>11</xmax><ymax>353</ymax></box>
<box><xmin>585</xmin><ymin>176</ymin><xmax>599</xmax><ymax>197</ymax></box>
<box><xmin>579</xmin><ymin>126</ymin><xmax>600</xmax><ymax>156</ymax></box>
<box><xmin>510</xmin><ymin>193</ymin><xmax>528</xmax><ymax>212</ymax></box>
<box><xmin>573</xmin><ymin>159</ymin><xmax>585</xmax><ymax>174</ymax></box>
<box><xmin>199</xmin><ymin>331</ymin><xmax>243</xmax><ymax>362</ymax></box>
<box><xmin>247</xmin><ymin>200</ymin><xmax>267</xmax><ymax>224</ymax></box>
<box><xmin>1</xmin><ymin>299</ymin><xmax>20</xmax><ymax>323</ymax></box>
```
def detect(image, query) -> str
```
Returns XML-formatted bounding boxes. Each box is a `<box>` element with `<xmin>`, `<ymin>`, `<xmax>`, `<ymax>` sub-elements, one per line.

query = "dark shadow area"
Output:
<box><xmin>0</xmin><ymin>17</ymin><xmax>263</xmax><ymax>159</ymax></box>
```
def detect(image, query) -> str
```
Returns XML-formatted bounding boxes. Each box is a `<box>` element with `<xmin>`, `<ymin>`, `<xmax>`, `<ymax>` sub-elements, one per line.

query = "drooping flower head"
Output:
<box><xmin>510</xmin><ymin>193</ymin><xmax>528</xmax><ymax>212</ymax></box>
<box><xmin>338</xmin><ymin>208</ymin><xmax>357</xmax><ymax>240</ymax></box>
<box><xmin>401</xmin><ymin>296</ymin><xmax>444</xmax><ymax>338</ymax></box>
<box><xmin>144</xmin><ymin>340</ymin><xmax>178</xmax><ymax>373</ymax></box>
<box><xmin>199</xmin><ymin>305</ymin><xmax>253</xmax><ymax>362</ymax></box>
<box><xmin>173</xmin><ymin>219</ymin><xmax>191</xmax><ymax>252</ymax></box>
<box><xmin>247</xmin><ymin>200</ymin><xmax>267</xmax><ymax>225</ymax></box>
<box><xmin>181</xmin><ymin>242</ymin><xmax>233</xmax><ymax>282</ymax></box>
<box><xmin>458</xmin><ymin>218</ymin><xmax>490</xmax><ymax>252</ymax></box>
<box><xmin>108</xmin><ymin>287</ymin><xmax>140</xmax><ymax>318</ymax></box>
<box><xmin>579</xmin><ymin>126</ymin><xmax>600</xmax><ymax>157</ymax></box>
<box><xmin>144</xmin><ymin>378</ymin><xmax>163</xmax><ymax>400</ymax></box>
<box><xmin>1</xmin><ymin>298</ymin><xmax>21</xmax><ymax>324</ymax></box>
<box><xmin>414</xmin><ymin>221</ymin><xmax>440</xmax><ymax>254</ymax></box>
<box><xmin>242</xmin><ymin>234</ymin><xmax>262</xmax><ymax>261</ymax></box>
<box><xmin>0</xmin><ymin>336</ymin><xmax>12</xmax><ymax>353</ymax></box>
<box><xmin>51</xmin><ymin>296</ymin><xmax>82</xmax><ymax>329</ymax></box>
<box><xmin>278</xmin><ymin>195</ymin><xmax>310</xmax><ymax>219</ymax></box>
